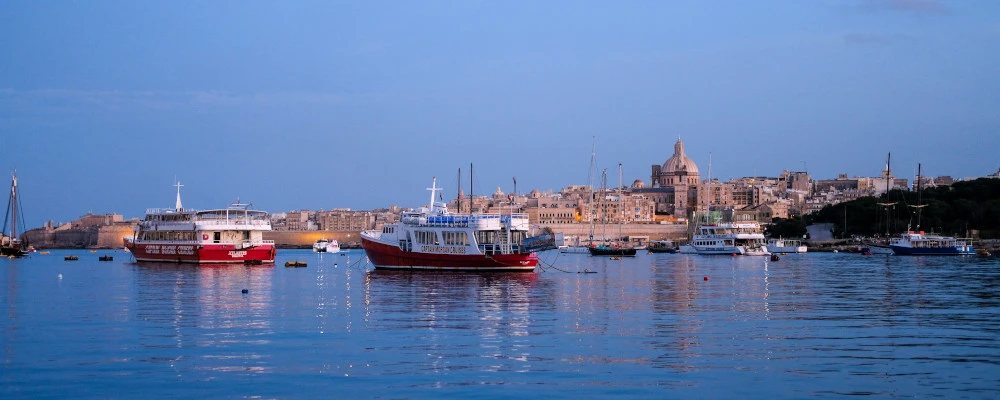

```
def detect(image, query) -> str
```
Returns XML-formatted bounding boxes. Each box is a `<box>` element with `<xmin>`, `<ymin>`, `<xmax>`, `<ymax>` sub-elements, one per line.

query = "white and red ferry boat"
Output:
<box><xmin>360</xmin><ymin>177</ymin><xmax>539</xmax><ymax>272</ymax></box>
<box><xmin>124</xmin><ymin>183</ymin><xmax>276</xmax><ymax>264</ymax></box>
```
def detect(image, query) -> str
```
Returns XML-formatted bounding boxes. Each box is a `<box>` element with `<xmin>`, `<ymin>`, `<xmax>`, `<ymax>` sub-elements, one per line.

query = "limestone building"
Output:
<box><xmin>651</xmin><ymin>138</ymin><xmax>701</xmax><ymax>187</ymax></box>
<box><xmin>633</xmin><ymin>138</ymin><xmax>702</xmax><ymax>218</ymax></box>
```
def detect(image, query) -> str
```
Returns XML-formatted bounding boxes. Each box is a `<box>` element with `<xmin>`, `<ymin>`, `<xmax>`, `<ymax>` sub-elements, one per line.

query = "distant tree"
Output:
<box><xmin>807</xmin><ymin>178</ymin><xmax>1000</xmax><ymax>238</ymax></box>
<box><xmin>766</xmin><ymin>216</ymin><xmax>807</xmax><ymax>239</ymax></box>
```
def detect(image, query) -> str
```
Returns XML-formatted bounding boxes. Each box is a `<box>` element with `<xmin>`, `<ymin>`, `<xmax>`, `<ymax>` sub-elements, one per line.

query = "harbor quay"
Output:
<box><xmin>25</xmin><ymin>224</ymin><xmax>365</xmax><ymax>250</ymax></box>
<box><xmin>536</xmin><ymin>223</ymin><xmax>689</xmax><ymax>244</ymax></box>
<box><xmin>23</xmin><ymin>221</ymin><xmax>685</xmax><ymax>249</ymax></box>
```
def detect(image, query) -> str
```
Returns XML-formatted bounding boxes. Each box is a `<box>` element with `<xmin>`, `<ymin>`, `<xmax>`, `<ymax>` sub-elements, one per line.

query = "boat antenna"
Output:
<box><xmin>457</xmin><ymin>167</ymin><xmax>462</xmax><ymax>213</ymax></box>
<box><xmin>174</xmin><ymin>180</ymin><xmax>184</xmax><ymax>211</ymax></box>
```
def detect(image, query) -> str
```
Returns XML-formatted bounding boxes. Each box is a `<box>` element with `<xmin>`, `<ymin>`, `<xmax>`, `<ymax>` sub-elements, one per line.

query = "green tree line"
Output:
<box><xmin>799</xmin><ymin>178</ymin><xmax>1000</xmax><ymax>239</ymax></box>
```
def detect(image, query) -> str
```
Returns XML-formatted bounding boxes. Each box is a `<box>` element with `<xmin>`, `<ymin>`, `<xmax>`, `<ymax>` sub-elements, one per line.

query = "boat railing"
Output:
<box><xmin>146</xmin><ymin>207</ymin><xmax>194</xmax><ymax>215</ymax></box>
<box><xmin>195</xmin><ymin>219</ymin><xmax>272</xmax><ymax>227</ymax></box>
<box><xmin>419</xmin><ymin>213</ymin><xmax>530</xmax><ymax>228</ymax></box>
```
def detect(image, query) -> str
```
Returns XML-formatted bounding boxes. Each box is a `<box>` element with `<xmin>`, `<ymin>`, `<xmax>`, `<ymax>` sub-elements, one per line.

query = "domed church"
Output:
<box><xmin>651</xmin><ymin>138</ymin><xmax>700</xmax><ymax>186</ymax></box>
<box><xmin>632</xmin><ymin>138</ymin><xmax>703</xmax><ymax>217</ymax></box>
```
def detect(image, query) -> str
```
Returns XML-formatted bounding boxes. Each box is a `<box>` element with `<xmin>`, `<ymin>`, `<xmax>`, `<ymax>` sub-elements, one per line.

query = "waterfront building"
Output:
<box><xmin>282</xmin><ymin>210</ymin><xmax>313</xmax><ymax>231</ymax></box>
<box><xmin>317</xmin><ymin>209</ymin><xmax>377</xmax><ymax>231</ymax></box>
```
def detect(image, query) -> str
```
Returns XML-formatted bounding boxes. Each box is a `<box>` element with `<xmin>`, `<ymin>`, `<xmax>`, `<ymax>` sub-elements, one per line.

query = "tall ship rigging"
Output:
<box><xmin>588</xmin><ymin>163</ymin><xmax>637</xmax><ymax>257</ymax></box>
<box><xmin>360</xmin><ymin>176</ymin><xmax>539</xmax><ymax>271</ymax></box>
<box><xmin>890</xmin><ymin>163</ymin><xmax>975</xmax><ymax>256</ymax></box>
<box><xmin>560</xmin><ymin>137</ymin><xmax>598</xmax><ymax>254</ymax></box>
<box><xmin>2</xmin><ymin>170</ymin><xmax>29</xmax><ymax>257</ymax></box>
<box><xmin>124</xmin><ymin>182</ymin><xmax>276</xmax><ymax>264</ymax></box>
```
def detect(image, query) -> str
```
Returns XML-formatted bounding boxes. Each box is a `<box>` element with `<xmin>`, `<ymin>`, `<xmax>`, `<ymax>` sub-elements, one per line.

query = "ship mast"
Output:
<box><xmin>877</xmin><ymin>153</ymin><xmax>896</xmax><ymax>237</ymax></box>
<box><xmin>618</xmin><ymin>163</ymin><xmax>624</xmax><ymax>242</ymax></box>
<box><xmin>9</xmin><ymin>170</ymin><xmax>18</xmax><ymax>240</ymax></box>
<box><xmin>588</xmin><ymin>137</ymin><xmax>597</xmax><ymax>244</ymax></box>
<box><xmin>174</xmin><ymin>181</ymin><xmax>184</xmax><ymax>212</ymax></box>
<box><xmin>600</xmin><ymin>168</ymin><xmax>607</xmax><ymax>242</ymax></box>
<box><xmin>910</xmin><ymin>163</ymin><xmax>927</xmax><ymax>231</ymax></box>
<box><xmin>427</xmin><ymin>176</ymin><xmax>441</xmax><ymax>212</ymax></box>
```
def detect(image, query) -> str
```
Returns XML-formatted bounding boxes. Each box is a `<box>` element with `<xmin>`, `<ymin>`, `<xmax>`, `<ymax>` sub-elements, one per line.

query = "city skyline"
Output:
<box><xmin>2</xmin><ymin>1</ymin><xmax>998</xmax><ymax>224</ymax></box>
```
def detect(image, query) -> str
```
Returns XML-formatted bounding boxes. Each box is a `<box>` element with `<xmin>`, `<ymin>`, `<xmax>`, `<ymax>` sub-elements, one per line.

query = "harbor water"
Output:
<box><xmin>2</xmin><ymin>249</ymin><xmax>999</xmax><ymax>398</ymax></box>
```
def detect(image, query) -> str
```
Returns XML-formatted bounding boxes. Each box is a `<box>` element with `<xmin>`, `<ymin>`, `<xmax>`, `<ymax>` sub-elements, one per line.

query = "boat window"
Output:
<box><xmin>415</xmin><ymin>230</ymin><xmax>438</xmax><ymax>245</ymax></box>
<box><xmin>442</xmin><ymin>231</ymin><xmax>469</xmax><ymax>246</ymax></box>
<box><xmin>476</xmin><ymin>231</ymin><xmax>499</xmax><ymax>244</ymax></box>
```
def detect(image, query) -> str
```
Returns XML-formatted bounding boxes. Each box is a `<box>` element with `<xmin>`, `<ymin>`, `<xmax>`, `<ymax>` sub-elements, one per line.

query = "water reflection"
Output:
<box><xmin>363</xmin><ymin>270</ymin><xmax>555</xmax><ymax>375</ymax></box>
<box><xmin>3</xmin><ymin>251</ymin><xmax>999</xmax><ymax>397</ymax></box>
<box><xmin>132</xmin><ymin>263</ymin><xmax>274</xmax><ymax>375</ymax></box>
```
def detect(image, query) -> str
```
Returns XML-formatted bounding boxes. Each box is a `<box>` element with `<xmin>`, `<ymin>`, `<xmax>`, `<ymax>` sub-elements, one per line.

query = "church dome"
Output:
<box><xmin>632</xmin><ymin>179</ymin><xmax>645</xmax><ymax>189</ymax></box>
<box><xmin>663</xmin><ymin>138</ymin><xmax>699</xmax><ymax>175</ymax></box>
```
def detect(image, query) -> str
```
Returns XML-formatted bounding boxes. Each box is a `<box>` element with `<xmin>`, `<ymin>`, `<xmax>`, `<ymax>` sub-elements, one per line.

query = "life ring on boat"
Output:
<box><xmin>202</xmin><ymin>234</ymin><xmax>209</xmax><ymax>240</ymax></box>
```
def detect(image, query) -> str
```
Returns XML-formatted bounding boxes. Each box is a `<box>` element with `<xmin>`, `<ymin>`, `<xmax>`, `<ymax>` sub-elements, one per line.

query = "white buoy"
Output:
<box><xmin>58</xmin><ymin>274</ymin><xmax>63</xmax><ymax>279</ymax></box>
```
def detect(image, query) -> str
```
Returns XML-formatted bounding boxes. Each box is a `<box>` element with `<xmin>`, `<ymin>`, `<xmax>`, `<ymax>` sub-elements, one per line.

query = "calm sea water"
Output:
<box><xmin>2</xmin><ymin>249</ymin><xmax>999</xmax><ymax>399</ymax></box>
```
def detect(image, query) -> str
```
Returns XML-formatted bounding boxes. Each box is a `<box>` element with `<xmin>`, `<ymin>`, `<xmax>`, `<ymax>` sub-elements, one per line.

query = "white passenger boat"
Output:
<box><xmin>123</xmin><ymin>182</ymin><xmax>276</xmax><ymax>264</ymax></box>
<box><xmin>313</xmin><ymin>238</ymin><xmax>341</xmax><ymax>253</ymax></box>
<box><xmin>360</xmin><ymin>177</ymin><xmax>539</xmax><ymax>271</ymax></box>
<box><xmin>767</xmin><ymin>238</ymin><xmax>807</xmax><ymax>253</ymax></box>
<box><xmin>691</xmin><ymin>222</ymin><xmax>770</xmax><ymax>256</ymax></box>
<box><xmin>890</xmin><ymin>231</ymin><xmax>974</xmax><ymax>255</ymax></box>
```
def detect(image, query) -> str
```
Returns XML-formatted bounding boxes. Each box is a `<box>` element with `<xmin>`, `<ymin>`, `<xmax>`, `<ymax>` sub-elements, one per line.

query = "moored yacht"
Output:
<box><xmin>691</xmin><ymin>222</ymin><xmax>770</xmax><ymax>256</ymax></box>
<box><xmin>1</xmin><ymin>171</ymin><xmax>29</xmax><ymax>258</ymax></box>
<box><xmin>313</xmin><ymin>238</ymin><xmax>341</xmax><ymax>253</ymax></box>
<box><xmin>890</xmin><ymin>231</ymin><xmax>974</xmax><ymax>255</ymax></box>
<box><xmin>647</xmin><ymin>240</ymin><xmax>678</xmax><ymax>254</ymax></box>
<box><xmin>360</xmin><ymin>177</ymin><xmax>539</xmax><ymax>271</ymax></box>
<box><xmin>767</xmin><ymin>238</ymin><xmax>807</xmax><ymax>253</ymax></box>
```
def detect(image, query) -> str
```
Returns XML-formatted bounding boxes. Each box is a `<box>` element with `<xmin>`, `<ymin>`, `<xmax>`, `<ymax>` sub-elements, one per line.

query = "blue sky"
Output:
<box><xmin>1</xmin><ymin>0</ymin><xmax>998</xmax><ymax>225</ymax></box>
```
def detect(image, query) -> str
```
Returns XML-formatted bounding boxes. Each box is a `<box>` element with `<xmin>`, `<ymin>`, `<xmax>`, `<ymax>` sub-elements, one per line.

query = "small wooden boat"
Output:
<box><xmin>284</xmin><ymin>261</ymin><xmax>307</xmax><ymax>268</ymax></box>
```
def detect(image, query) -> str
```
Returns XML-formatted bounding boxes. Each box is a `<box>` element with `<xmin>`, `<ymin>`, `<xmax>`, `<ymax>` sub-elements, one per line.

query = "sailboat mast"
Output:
<box><xmin>601</xmin><ymin>168</ymin><xmax>607</xmax><ymax>242</ymax></box>
<box><xmin>916</xmin><ymin>163</ymin><xmax>924</xmax><ymax>230</ymax></box>
<box><xmin>10</xmin><ymin>171</ymin><xmax>18</xmax><ymax>240</ymax></box>
<box><xmin>457</xmin><ymin>168</ymin><xmax>461</xmax><ymax>213</ymax></box>
<box><xmin>470</xmin><ymin>163</ymin><xmax>473</xmax><ymax>213</ymax></box>
<box><xmin>618</xmin><ymin>163</ymin><xmax>624</xmax><ymax>241</ymax></box>
<box><xmin>876</xmin><ymin>152</ymin><xmax>896</xmax><ymax>237</ymax></box>
<box><xmin>588</xmin><ymin>138</ymin><xmax>597</xmax><ymax>243</ymax></box>
<box><xmin>885</xmin><ymin>153</ymin><xmax>891</xmax><ymax>236</ymax></box>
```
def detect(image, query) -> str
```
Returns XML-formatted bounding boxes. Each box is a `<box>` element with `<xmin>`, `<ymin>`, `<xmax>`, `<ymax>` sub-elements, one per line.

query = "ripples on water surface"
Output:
<box><xmin>2</xmin><ymin>250</ymin><xmax>999</xmax><ymax>398</ymax></box>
